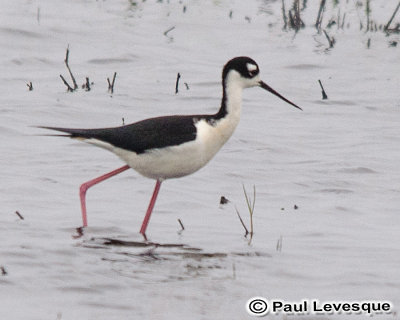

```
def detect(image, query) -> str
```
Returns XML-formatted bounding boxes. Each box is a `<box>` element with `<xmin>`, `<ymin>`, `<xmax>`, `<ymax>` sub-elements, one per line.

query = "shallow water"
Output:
<box><xmin>1</xmin><ymin>0</ymin><xmax>400</xmax><ymax>319</ymax></box>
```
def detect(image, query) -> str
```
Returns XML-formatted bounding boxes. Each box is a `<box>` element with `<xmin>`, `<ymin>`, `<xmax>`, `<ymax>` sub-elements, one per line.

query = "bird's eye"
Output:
<box><xmin>248</xmin><ymin>69</ymin><xmax>258</xmax><ymax>77</ymax></box>
<box><xmin>246</xmin><ymin>63</ymin><xmax>258</xmax><ymax>78</ymax></box>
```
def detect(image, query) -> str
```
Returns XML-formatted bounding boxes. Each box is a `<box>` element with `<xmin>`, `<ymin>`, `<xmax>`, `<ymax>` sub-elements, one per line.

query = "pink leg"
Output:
<box><xmin>79</xmin><ymin>165</ymin><xmax>130</xmax><ymax>227</ymax></box>
<box><xmin>140</xmin><ymin>180</ymin><xmax>162</xmax><ymax>238</ymax></box>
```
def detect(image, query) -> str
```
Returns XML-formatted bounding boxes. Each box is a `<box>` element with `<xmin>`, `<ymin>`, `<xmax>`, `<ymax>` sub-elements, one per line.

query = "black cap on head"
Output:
<box><xmin>222</xmin><ymin>56</ymin><xmax>260</xmax><ymax>81</ymax></box>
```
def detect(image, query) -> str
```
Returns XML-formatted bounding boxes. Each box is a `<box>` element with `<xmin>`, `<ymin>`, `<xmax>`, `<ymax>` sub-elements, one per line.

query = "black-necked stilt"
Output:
<box><xmin>40</xmin><ymin>56</ymin><xmax>301</xmax><ymax>239</ymax></box>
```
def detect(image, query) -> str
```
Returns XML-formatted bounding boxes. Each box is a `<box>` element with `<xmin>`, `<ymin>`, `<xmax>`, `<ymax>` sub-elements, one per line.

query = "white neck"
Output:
<box><xmin>222</xmin><ymin>71</ymin><xmax>244</xmax><ymax>124</ymax></box>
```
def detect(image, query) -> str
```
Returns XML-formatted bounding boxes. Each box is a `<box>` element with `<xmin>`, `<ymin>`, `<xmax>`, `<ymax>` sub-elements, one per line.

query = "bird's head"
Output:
<box><xmin>222</xmin><ymin>56</ymin><xmax>302</xmax><ymax>110</ymax></box>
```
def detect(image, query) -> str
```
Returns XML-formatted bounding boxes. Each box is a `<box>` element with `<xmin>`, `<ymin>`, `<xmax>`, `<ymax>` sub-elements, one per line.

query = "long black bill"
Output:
<box><xmin>259</xmin><ymin>81</ymin><xmax>302</xmax><ymax>111</ymax></box>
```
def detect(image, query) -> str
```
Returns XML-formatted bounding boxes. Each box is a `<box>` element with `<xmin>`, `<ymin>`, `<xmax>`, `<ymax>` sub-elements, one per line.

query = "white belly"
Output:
<box><xmin>111</xmin><ymin>117</ymin><xmax>239</xmax><ymax>180</ymax></box>
<box><xmin>115</xmin><ymin>141</ymin><xmax>207</xmax><ymax>179</ymax></box>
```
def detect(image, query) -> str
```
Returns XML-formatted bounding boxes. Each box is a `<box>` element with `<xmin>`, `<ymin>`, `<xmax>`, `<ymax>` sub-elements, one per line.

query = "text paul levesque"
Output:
<box><xmin>270</xmin><ymin>299</ymin><xmax>392</xmax><ymax>315</ymax></box>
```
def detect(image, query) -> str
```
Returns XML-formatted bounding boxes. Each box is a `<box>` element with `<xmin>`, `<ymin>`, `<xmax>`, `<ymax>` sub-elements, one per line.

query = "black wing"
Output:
<box><xmin>39</xmin><ymin>115</ymin><xmax>198</xmax><ymax>154</ymax></box>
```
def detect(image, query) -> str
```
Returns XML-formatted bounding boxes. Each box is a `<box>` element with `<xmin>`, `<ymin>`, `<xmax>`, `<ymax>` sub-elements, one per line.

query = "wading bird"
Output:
<box><xmin>40</xmin><ymin>56</ymin><xmax>302</xmax><ymax>239</ymax></box>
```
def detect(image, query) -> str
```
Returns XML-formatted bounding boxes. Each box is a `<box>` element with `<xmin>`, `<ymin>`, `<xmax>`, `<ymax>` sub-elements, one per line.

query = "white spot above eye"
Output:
<box><xmin>247</xmin><ymin>63</ymin><xmax>257</xmax><ymax>72</ymax></box>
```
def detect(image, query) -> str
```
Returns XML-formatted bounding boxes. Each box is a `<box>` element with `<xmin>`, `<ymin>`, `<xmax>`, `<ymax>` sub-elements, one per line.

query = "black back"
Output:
<box><xmin>46</xmin><ymin>115</ymin><xmax>201</xmax><ymax>154</ymax></box>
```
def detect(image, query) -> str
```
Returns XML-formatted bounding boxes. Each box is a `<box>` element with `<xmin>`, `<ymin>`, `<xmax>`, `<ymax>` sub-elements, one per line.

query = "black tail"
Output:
<box><xmin>36</xmin><ymin>126</ymin><xmax>100</xmax><ymax>139</ymax></box>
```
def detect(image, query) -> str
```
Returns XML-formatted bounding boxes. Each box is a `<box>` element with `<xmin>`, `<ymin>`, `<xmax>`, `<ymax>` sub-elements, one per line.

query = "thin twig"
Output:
<box><xmin>83</xmin><ymin>77</ymin><xmax>91</xmax><ymax>91</ymax></box>
<box><xmin>163</xmin><ymin>26</ymin><xmax>175</xmax><ymax>37</ymax></box>
<box><xmin>251</xmin><ymin>185</ymin><xmax>256</xmax><ymax>237</ymax></box>
<box><xmin>384</xmin><ymin>1</ymin><xmax>400</xmax><ymax>31</ymax></box>
<box><xmin>323</xmin><ymin>29</ymin><xmax>335</xmax><ymax>48</ymax></box>
<box><xmin>64</xmin><ymin>46</ymin><xmax>78</xmax><ymax>90</ymax></box>
<box><xmin>288</xmin><ymin>10</ymin><xmax>295</xmax><ymax>29</ymax></box>
<box><xmin>60</xmin><ymin>75</ymin><xmax>74</xmax><ymax>92</ymax></box>
<box><xmin>233</xmin><ymin>185</ymin><xmax>257</xmax><ymax>241</ymax></box>
<box><xmin>177</xmin><ymin>219</ymin><xmax>185</xmax><ymax>231</ymax></box>
<box><xmin>282</xmin><ymin>0</ymin><xmax>288</xmax><ymax>30</ymax></box>
<box><xmin>15</xmin><ymin>210</ymin><xmax>24</xmax><ymax>220</ymax></box>
<box><xmin>293</xmin><ymin>0</ymin><xmax>301</xmax><ymax>28</ymax></box>
<box><xmin>318</xmin><ymin>79</ymin><xmax>328</xmax><ymax>99</ymax></box>
<box><xmin>341</xmin><ymin>12</ymin><xmax>346</xmax><ymax>29</ymax></box>
<box><xmin>243</xmin><ymin>184</ymin><xmax>252</xmax><ymax>214</ymax></box>
<box><xmin>366</xmin><ymin>0</ymin><xmax>371</xmax><ymax>32</ymax></box>
<box><xmin>251</xmin><ymin>185</ymin><xmax>256</xmax><ymax>215</ymax></box>
<box><xmin>315</xmin><ymin>0</ymin><xmax>326</xmax><ymax>31</ymax></box>
<box><xmin>163</xmin><ymin>26</ymin><xmax>175</xmax><ymax>41</ymax></box>
<box><xmin>107</xmin><ymin>72</ymin><xmax>117</xmax><ymax>94</ymax></box>
<box><xmin>175</xmin><ymin>73</ymin><xmax>181</xmax><ymax>94</ymax></box>
<box><xmin>276</xmin><ymin>235</ymin><xmax>283</xmax><ymax>252</ymax></box>
<box><xmin>242</xmin><ymin>184</ymin><xmax>256</xmax><ymax>242</ymax></box>
<box><xmin>235</xmin><ymin>206</ymin><xmax>249</xmax><ymax>237</ymax></box>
